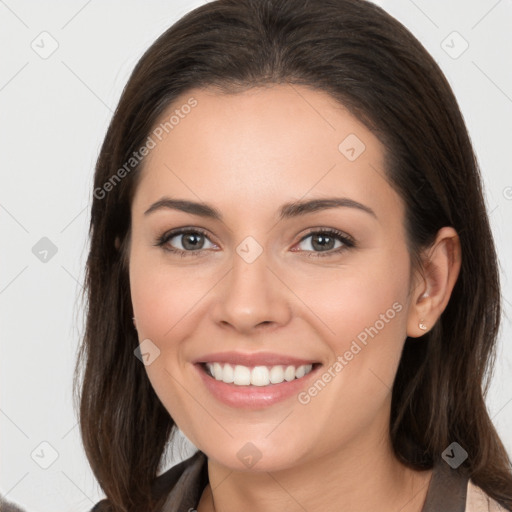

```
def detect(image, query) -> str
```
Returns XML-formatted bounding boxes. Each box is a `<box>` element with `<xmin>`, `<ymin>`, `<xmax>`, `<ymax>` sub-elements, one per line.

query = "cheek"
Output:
<box><xmin>298</xmin><ymin>251</ymin><xmax>410</xmax><ymax>352</ymax></box>
<box><xmin>296</xmin><ymin>250</ymin><xmax>411</xmax><ymax>413</ymax></box>
<box><xmin>128</xmin><ymin>247</ymin><xmax>223</xmax><ymax>423</ymax></box>
<box><xmin>129</xmin><ymin>248</ymin><xmax>209</xmax><ymax>341</ymax></box>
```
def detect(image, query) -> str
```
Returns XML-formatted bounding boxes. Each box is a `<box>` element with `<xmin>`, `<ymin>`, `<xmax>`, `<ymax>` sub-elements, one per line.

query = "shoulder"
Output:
<box><xmin>466</xmin><ymin>480</ymin><xmax>509</xmax><ymax>512</ymax></box>
<box><xmin>90</xmin><ymin>450</ymin><xmax>206</xmax><ymax>511</ymax></box>
<box><xmin>0</xmin><ymin>494</ymin><xmax>27</xmax><ymax>512</ymax></box>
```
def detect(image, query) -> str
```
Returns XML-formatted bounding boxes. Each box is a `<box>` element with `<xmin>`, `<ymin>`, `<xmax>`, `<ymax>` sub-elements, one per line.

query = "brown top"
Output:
<box><xmin>1</xmin><ymin>452</ymin><xmax>506</xmax><ymax>511</ymax></box>
<box><xmin>89</xmin><ymin>450</ymin><xmax>508</xmax><ymax>512</ymax></box>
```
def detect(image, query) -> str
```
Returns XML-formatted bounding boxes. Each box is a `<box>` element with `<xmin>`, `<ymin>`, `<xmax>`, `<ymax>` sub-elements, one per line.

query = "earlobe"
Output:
<box><xmin>406</xmin><ymin>227</ymin><xmax>462</xmax><ymax>338</ymax></box>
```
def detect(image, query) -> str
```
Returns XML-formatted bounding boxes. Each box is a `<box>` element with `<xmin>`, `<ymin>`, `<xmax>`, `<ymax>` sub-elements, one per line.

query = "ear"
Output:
<box><xmin>115</xmin><ymin>236</ymin><xmax>121</xmax><ymax>250</ymax></box>
<box><xmin>406</xmin><ymin>226</ymin><xmax>461</xmax><ymax>338</ymax></box>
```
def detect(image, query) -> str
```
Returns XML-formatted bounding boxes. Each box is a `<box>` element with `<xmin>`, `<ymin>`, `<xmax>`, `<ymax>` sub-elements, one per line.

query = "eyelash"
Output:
<box><xmin>154</xmin><ymin>227</ymin><xmax>355</xmax><ymax>259</ymax></box>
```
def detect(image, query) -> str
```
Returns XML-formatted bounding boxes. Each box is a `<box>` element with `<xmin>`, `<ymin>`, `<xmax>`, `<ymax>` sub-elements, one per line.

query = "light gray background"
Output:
<box><xmin>1</xmin><ymin>1</ymin><xmax>511</xmax><ymax>511</ymax></box>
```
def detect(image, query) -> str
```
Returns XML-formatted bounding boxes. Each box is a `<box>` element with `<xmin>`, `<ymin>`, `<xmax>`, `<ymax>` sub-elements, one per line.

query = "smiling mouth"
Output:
<box><xmin>201</xmin><ymin>362</ymin><xmax>322</xmax><ymax>386</ymax></box>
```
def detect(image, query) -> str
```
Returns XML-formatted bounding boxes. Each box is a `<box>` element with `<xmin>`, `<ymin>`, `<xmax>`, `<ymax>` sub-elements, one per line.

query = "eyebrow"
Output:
<box><xmin>144</xmin><ymin>196</ymin><xmax>377</xmax><ymax>220</ymax></box>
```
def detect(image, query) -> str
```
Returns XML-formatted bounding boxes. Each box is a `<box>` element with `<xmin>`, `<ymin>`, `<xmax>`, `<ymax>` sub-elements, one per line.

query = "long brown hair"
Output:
<box><xmin>74</xmin><ymin>0</ymin><xmax>512</xmax><ymax>510</ymax></box>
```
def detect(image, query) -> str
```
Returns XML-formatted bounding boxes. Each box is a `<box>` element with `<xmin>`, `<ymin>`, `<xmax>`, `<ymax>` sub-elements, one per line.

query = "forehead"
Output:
<box><xmin>132</xmin><ymin>84</ymin><xmax>403</xmax><ymax>224</ymax></box>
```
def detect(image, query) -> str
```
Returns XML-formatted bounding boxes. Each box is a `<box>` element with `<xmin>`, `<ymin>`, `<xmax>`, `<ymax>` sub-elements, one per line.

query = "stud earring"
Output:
<box><xmin>419</xmin><ymin>319</ymin><xmax>427</xmax><ymax>331</ymax></box>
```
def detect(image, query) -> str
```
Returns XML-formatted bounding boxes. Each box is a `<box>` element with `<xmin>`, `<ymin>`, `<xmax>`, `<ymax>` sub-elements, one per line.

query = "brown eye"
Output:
<box><xmin>156</xmin><ymin>228</ymin><xmax>217</xmax><ymax>256</ymax></box>
<box><xmin>294</xmin><ymin>229</ymin><xmax>355</xmax><ymax>258</ymax></box>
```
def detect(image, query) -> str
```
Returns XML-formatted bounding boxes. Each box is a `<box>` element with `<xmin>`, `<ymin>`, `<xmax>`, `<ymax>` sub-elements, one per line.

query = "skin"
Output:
<box><xmin>128</xmin><ymin>84</ymin><xmax>461</xmax><ymax>512</ymax></box>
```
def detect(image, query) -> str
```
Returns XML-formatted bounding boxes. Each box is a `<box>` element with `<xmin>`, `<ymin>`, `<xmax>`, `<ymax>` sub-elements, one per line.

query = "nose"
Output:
<box><xmin>211</xmin><ymin>244</ymin><xmax>293</xmax><ymax>335</ymax></box>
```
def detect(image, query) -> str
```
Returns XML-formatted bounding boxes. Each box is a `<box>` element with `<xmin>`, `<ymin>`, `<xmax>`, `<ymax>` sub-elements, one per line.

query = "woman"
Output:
<box><xmin>73</xmin><ymin>0</ymin><xmax>512</xmax><ymax>511</ymax></box>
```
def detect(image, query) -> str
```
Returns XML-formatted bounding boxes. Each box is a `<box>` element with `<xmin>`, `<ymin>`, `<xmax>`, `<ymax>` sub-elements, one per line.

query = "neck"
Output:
<box><xmin>198</xmin><ymin>417</ymin><xmax>432</xmax><ymax>512</ymax></box>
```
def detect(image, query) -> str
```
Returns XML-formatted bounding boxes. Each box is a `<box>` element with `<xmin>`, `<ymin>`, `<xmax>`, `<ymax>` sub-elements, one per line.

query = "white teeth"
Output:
<box><xmin>222</xmin><ymin>363</ymin><xmax>234</xmax><ymax>383</ymax></box>
<box><xmin>213</xmin><ymin>362</ymin><xmax>223</xmax><ymax>380</ymax></box>
<box><xmin>204</xmin><ymin>362</ymin><xmax>314</xmax><ymax>386</ymax></box>
<box><xmin>269</xmin><ymin>365</ymin><xmax>285</xmax><ymax>384</ymax></box>
<box><xmin>251</xmin><ymin>366</ymin><xmax>269</xmax><ymax>386</ymax></box>
<box><xmin>233</xmin><ymin>365</ymin><xmax>251</xmax><ymax>385</ymax></box>
<box><xmin>284</xmin><ymin>365</ymin><xmax>296</xmax><ymax>381</ymax></box>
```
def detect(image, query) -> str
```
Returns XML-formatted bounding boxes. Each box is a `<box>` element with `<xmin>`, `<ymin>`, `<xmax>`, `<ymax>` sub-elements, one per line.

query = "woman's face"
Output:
<box><xmin>129</xmin><ymin>84</ymin><xmax>419</xmax><ymax>472</ymax></box>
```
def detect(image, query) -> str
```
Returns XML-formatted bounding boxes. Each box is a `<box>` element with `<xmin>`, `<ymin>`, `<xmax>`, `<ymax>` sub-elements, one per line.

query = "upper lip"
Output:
<box><xmin>193</xmin><ymin>351</ymin><xmax>319</xmax><ymax>367</ymax></box>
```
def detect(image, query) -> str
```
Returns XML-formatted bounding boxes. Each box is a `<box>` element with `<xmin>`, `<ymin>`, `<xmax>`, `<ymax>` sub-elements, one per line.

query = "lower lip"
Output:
<box><xmin>194</xmin><ymin>363</ymin><xmax>322</xmax><ymax>409</ymax></box>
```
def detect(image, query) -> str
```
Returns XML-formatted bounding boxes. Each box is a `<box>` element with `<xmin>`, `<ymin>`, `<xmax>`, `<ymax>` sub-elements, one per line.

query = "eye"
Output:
<box><xmin>155</xmin><ymin>228</ymin><xmax>217</xmax><ymax>257</ymax></box>
<box><xmin>293</xmin><ymin>228</ymin><xmax>355</xmax><ymax>257</ymax></box>
<box><xmin>155</xmin><ymin>227</ymin><xmax>355</xmax><ymax>258</ymax></box>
